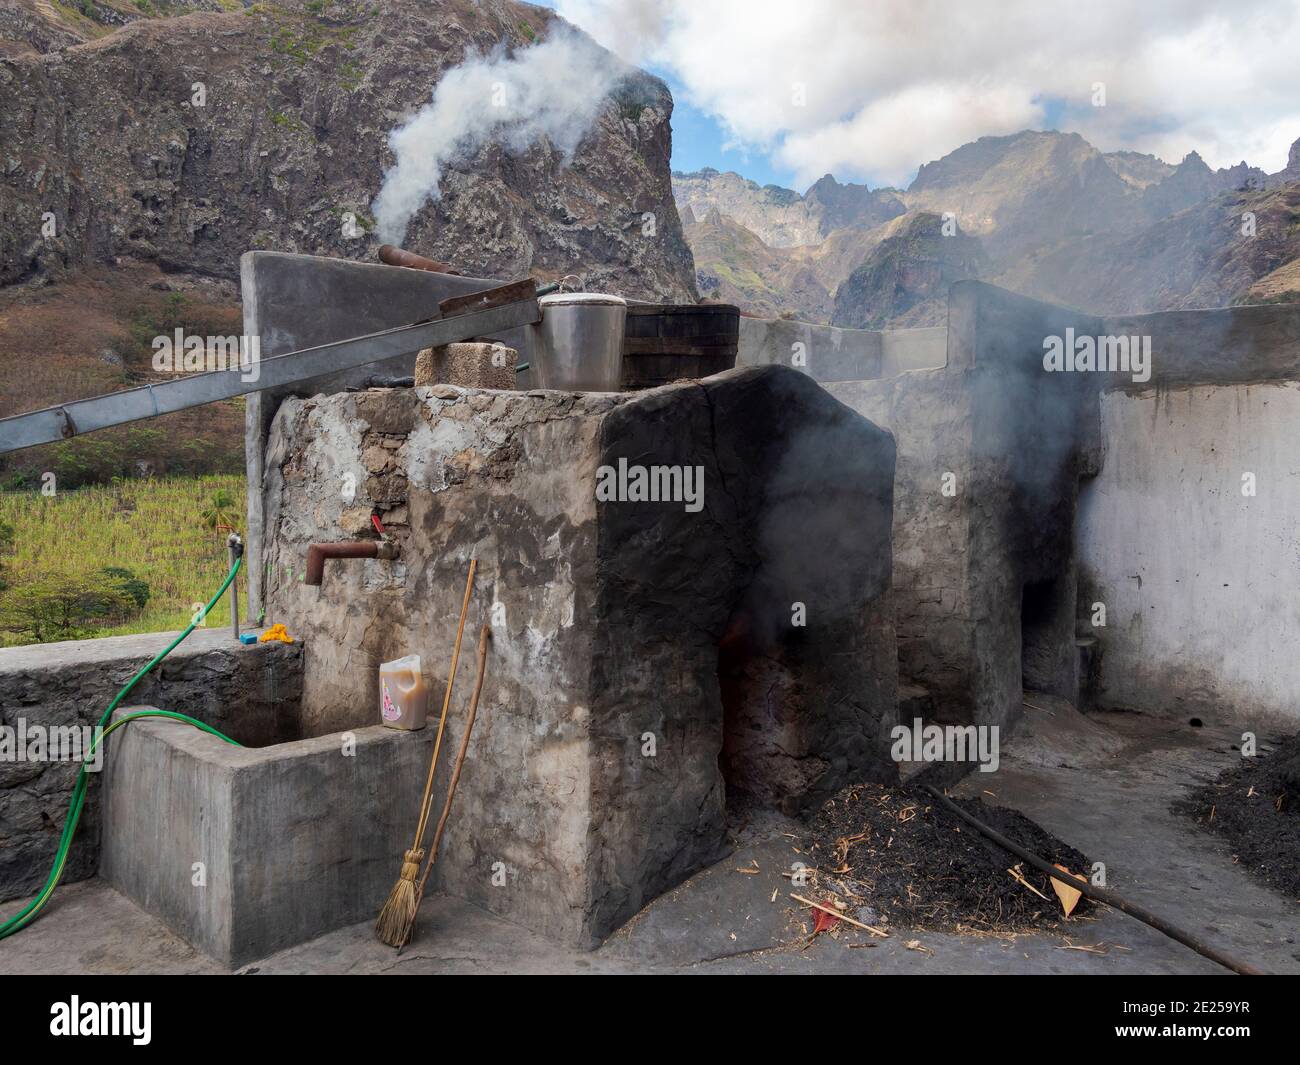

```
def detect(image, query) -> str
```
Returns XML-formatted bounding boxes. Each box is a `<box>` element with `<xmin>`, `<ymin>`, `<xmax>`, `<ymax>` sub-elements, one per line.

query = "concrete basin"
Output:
<box><xmin>101</xmin><ymin>706</ymin><xmax>433</xmax><ymax>967</ymax></box>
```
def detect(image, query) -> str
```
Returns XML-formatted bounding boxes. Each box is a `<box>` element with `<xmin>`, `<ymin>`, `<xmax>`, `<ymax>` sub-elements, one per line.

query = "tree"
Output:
<box><xmin>199</xmin><ymin>489</ymin><xmax>240</xmax><ymax>534</ymax></box>
<box><xmin>0</xmin><ymin>571</ymin><xmax>139</xmax><ymax>644</ymax></box>
<box><xmin>101</xmin><ymin>567</ymin><xmax>151</xmax><ymax>611</ymax></box>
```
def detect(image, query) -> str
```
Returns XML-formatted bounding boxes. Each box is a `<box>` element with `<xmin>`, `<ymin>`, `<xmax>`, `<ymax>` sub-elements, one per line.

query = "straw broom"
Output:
<box><xmin>375</xmin><ymin>558</ymin><xmax>476</xmax><ymax>947</ymax></box>
<box><xmin>398</xmin><ymin>623</ymin><xmax>492</xmax><ymax>952</ymax></box>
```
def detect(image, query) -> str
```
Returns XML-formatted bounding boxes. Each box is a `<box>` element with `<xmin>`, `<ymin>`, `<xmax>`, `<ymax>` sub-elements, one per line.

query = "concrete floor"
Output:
<box><xmin>2</xmin><ymin>705</ymin><xmax>1296</xmax><ymax>975</ymax></box>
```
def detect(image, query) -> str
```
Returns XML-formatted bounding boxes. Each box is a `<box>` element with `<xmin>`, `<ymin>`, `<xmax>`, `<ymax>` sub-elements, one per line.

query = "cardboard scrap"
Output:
<box><xmin>1050</xmin><ymin>863</ymin><xmax>1083</xmax><ymax>917</ymax></box>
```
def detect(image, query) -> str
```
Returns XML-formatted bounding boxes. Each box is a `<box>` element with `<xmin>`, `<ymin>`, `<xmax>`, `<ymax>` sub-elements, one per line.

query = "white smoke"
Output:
<box><xmin>373</xmin><ymin>27</ymin><xmax>632</xmax><ymax>245</ymax></box>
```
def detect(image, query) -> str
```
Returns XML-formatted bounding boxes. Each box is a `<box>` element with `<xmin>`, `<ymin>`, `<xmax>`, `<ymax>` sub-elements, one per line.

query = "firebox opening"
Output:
<box><xmin>1021</xmin><ymin>577</ymin><xmax>1065</xmax><ymax>696</ymax></box>
<box><xmin>717</xmin><ymin>610</ymin><xmax>803</xmax><ymax>819</ymax></box>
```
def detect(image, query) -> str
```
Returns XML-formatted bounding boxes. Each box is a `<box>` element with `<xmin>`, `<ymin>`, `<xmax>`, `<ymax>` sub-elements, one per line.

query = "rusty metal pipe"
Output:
<box><xmin>304</xmin><ymin>541</ymin><xmax>400</xmax><ymax>586</ymax></box>
<box><xmin>378</xmin><ymin>244</ymin><xmax>458</xmax><ymax>274</ymax></box>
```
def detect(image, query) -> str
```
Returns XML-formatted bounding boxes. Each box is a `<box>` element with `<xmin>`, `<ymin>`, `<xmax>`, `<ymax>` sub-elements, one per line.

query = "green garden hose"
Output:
<box><xmin>0</xmin><ymin>557</ymin><xmax>244</xmax><ymax>942</ymax></box>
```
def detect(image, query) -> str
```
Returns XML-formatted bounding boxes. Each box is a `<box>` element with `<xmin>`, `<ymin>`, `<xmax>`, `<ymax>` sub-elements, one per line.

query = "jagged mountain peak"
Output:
<box><xmin>1174</xmin><ymin>149</ymin><xmax>1211</xmax><ymax>172</ymax></box>
<box><xmin>676</xmin><ymin>125</ymin><xmax>1300</xmax><ymax>328</ymax></box>
<box><xmin>908</xmin><ymin>129</ymin><xmax>1102</xmax><ymax>193</ymax></box>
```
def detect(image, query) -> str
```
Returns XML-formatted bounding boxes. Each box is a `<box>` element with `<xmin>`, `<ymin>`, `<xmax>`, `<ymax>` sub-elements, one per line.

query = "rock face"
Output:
<box><xmin>1012</xmin><ymin>178</ymin><xmax>1300</xmax><ymax>314</ymax></box>
<box><xmin>674</xmin><ymin>168</ymin><xmax>903</xmax><ymax>249</ymax></box>
<box><xmin>0</xmin><ymin>0</ymin><xmax>697</xmax><ymax>300</ymax></box>
<box><xmin>261</xmin><ymin>366</ymin><xmax>897</xmax><ymax>946</ymax></box>
<box><xmin>831</xmin><ymin>212</ymin><xmax>986</xmax><ymax>329</ymax></box>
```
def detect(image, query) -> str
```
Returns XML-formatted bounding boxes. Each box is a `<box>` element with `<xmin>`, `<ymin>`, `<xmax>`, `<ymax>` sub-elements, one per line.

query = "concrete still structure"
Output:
<box><xmin>259</xmin><ymin>366</ymin><xmax>898</xmax><ymax>948</ymax></box>
<box><xmin>8</xmin><ymin>248</ymin><xmax>1300</xmax><ymax>970</ymax></box>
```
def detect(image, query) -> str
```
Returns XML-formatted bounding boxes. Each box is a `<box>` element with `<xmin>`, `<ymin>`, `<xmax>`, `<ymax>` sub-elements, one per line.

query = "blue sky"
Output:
<box><xmin>666</xmin><ymin>96</ymin><xmax>792</xmax><ymax>187</ymax></box>
<box><xmin>530</xmin><ymin>1</ymin><xmax>797</xmax><ymax>186</ymax></box>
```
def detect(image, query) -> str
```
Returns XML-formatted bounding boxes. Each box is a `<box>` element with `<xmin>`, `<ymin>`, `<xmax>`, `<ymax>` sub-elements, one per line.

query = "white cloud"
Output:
<box><xmin>555</xmin><ymin>0</ymin><xmax>1300</xmax><ymax>187</ymax></box>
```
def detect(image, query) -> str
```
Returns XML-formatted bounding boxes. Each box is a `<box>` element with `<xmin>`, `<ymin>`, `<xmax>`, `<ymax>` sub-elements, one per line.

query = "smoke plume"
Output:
<box><xmin>373</xmin><ymin>27</ymin><xmax>631</xmax><ymax>245</ymax></box>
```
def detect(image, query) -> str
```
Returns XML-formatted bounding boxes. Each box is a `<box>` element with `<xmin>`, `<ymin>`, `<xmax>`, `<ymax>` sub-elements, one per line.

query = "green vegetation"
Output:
<box><xmin>265</xmin><ymin>6</ymin><xmax>367</xmax><ymax>68</ymax></box>
<box><xmin>0</xmin><ymin>474</ymin><xmax>247</xmax><ymax>646</ymax></box>
<box><xmin>710</xmin><ymin>260</ymin><xmax>777</xmax><ymax>297</ymax></box>
<box><xmin>339</xmin><ymin>58</ymin><xmax>363</xmax><ymax>92</ymax></box>
<box><xmin>0</xmin><ymin>518</ymin><xmax>13</xmax><ymax>591</ymax></box>
<box><xmin>267</xmin><ymin>108</ymin><xmax>309</xmax><ymax>134</ymax></box>
<box><xmin>0</xmin><ymin>570</ymin><xmax>142</xmax><ymax>644</ymax></box>
<box><xmin>124</xmin><ymin>289</ymin><xmax>242</xmax><ymax>370</ymax></box>
<box><xmin>199</xmin><ymin>487</ymin><xmax>240</xmax><ymax>533</ymax></box>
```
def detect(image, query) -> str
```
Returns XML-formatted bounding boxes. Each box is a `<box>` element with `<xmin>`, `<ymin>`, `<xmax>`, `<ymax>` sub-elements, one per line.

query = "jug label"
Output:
<box><xmin>381</xmin><ymin>680</ymin><xmax>400</xmax><ymax>721</ymax></box>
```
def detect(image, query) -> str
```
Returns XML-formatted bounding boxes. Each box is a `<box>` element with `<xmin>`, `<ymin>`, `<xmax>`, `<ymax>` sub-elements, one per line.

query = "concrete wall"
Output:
<box><xmin>737</xmin><ymin>316</ymin><xmax>882</xmax><ymax>381</ymax></box>
<box><xmin>960</xmin><ymin>284</ymin><xmax>1102</xmax><ymax>729</ymax></box>
<box><xmin>0</xmin><ymin>629</ymin><xmax>302</xmax><ymax>902</ymax></box>
<box><xmin>1075</xmin><ymin>300</ymin><xmax>1300</xmax><ymax>726</ymax></box>
<box><xmin>102</xmin><ymin>709</ymin><xmax>433</xmax><ymax>967</ymax></box>
<box><xmin>881</xmin><ymin>327</ymin><xmax>948</xmax><ymax>377</ymax></box>
<box><xmin>827</xmin><ymin>372</ymin><xmax>975</xmax><ymax>722</ymax></box>
<box><xmin>1078</xmin><ymin>381</ymin><xmax>1300</xmax><ymax>726</ymax></box>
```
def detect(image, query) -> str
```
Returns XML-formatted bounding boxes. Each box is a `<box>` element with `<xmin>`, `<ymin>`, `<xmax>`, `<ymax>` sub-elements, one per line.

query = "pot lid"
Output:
<box><xmin>539</xmin><ymin>292</ymin><xmax>627</xmax><ymax>307</ymax></box>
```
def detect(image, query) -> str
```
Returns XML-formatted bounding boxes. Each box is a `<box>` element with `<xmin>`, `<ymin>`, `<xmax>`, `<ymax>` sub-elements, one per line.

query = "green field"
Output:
<box><xmin>0</xmin><ymin>474</ymin><xmax>249</xmax><ymax>646</ymax></box>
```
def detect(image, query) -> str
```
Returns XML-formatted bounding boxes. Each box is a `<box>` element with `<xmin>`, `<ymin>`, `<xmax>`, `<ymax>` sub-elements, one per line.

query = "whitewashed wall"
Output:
<box><xmin>1078</xmin><ymin>381</ymin><xmax>1300</xmax><ymax>726</ymax></box>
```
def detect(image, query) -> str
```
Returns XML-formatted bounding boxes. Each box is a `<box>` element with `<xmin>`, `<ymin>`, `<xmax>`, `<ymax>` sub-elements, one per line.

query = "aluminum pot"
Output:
<box><xmin>530</xmin><ymin>292</ymin><xmax>627</xmax><ymax>392</ymax></box>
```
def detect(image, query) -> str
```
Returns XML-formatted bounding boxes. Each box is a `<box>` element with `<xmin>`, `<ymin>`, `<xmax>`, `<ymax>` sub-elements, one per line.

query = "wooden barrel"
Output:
<box><xmin>620</xmin><ymin>303</ymin><xmax>740</xmax><ymax>390</ymax></box>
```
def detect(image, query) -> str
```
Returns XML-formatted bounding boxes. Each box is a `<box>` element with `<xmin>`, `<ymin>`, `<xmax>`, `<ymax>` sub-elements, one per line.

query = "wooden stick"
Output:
<box><xmin>1007</xmin><ymin>866</ymin><xmax>1051</xmax><ymax>901</ymax></box>
<box><xmin>401</xmin><ymin>624</ymin><xmax>491</xmax><ymax>951</ymax></box>
<box><xmin>411</xmin><ymin>559</ymin><xmax>476</xmax><ymax>850</ymax></box>
<box><xmin>375</xmin><ymin>559</ymin><xmax>476</xmax><ymax>946</ymax></box>
<box><xmin>790</xmin><ymin>893</ymin><xmax>890</xmax><ymax>937</ymax></box>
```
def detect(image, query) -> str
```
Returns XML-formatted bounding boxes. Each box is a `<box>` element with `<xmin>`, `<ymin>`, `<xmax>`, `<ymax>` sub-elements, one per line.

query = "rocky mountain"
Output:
<box><xmin>686</xmin><ymin>205</ymin><xmax>888</xmax><ymax>321</ymax></box>
<box><xmin>1008</xmin><ymin>179</ymin><xmax>1300</xmax><ymax>314</ymax></box>
<box><xmin>0</xmin><ymin>0</ymin><xmax>697</xmax><ymax>300</ymax></box>
<box><xmin>831</xmin><ymin>212</ymin><xmax>987</xmax><ymax>329</ymax></box>
<box><xmin>1103</xmin><ymin>150</ymin><xmax>1174</xmax><ymax>190</ymax></box>
<box><xmin>676</xmin><ymin>129</ymin><xmax>1300</xmax><ymax>327</ymax></box>
<box><xmin>674</xmin><ymin>167</ymin><xmax>903</xmax><ymax>248</ymax></box>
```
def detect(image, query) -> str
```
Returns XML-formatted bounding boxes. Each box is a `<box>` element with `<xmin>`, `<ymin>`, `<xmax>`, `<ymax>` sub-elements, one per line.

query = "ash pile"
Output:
<box><xmin>802</xmin><ymin>783</ymin><xmax>1092</xmax><ymax>934</ymax></box>
<box><xmin>1178</xmin><ymin>730</ymin><xmax>1300</xmax><ymax>899</ymax></box>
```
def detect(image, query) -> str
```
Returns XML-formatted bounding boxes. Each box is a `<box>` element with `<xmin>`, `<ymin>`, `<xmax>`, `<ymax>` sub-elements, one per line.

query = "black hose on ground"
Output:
<box><xmin>920</xmin><ymin>784</ymin><xmax>1268</xmax><ymax>976</ymax></box>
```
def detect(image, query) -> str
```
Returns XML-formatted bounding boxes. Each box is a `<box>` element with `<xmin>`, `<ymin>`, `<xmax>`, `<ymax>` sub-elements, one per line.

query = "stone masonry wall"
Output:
<box><xmin>261</xmin><ymin>365</ymin><xmax>897</xmax><ymax>947</ymax></box>
<box><xmin>0</xmin><ymin>629</ymin><xmax>302</xmax><ymax>902</ymax></box>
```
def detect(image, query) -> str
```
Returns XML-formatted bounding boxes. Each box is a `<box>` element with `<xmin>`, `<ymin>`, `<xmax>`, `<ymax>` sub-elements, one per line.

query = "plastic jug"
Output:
<box><xmin>379</xmin><ymin>654</ymin><xmax>428</xmax><ymax>730</ymax></box>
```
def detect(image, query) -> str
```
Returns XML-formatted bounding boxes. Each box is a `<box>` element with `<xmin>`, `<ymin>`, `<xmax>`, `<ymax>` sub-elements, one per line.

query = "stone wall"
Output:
<box><xmin>0</xmin><ymin>629</ymin><xmax>302</xmax><ymax>902</ymax></box>
<box><xmin>240</xmin><ymin>250</ymin><xmax>537</xmax><ymax>620</ymax></box>
<box><xmin>260</xmin><ymin>365</ymin><xmax>897</xmax><ymax>947</ymax></box>
<box><xmin>828</xmin><ymin>282</ymin><xmax>1101</xmax><ymax>735</ymax></box>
